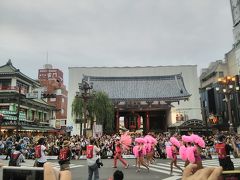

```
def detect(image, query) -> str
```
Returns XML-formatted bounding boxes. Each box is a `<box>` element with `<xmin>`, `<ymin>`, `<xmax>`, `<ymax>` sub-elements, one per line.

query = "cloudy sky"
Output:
<box><xmin>0</xmin><ymin>0</ymin><xmax>234</xmax><ymax>87</ymax></box>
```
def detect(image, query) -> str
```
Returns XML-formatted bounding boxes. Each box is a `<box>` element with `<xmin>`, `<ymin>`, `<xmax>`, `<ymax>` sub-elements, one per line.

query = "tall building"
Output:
<box><xmin>198</xmin><ymin>0</ymin><xmax>240</xmax><ymax>132</ymax></box>
<box><xmin>38</xmin><ymin>64</ymin><xmax>68</xmax><ymax>131</ymax></box>
<box><xmin>0</xmin><ymin>60</ymin><xmax>55</xmax><ymax>135</ymax></box>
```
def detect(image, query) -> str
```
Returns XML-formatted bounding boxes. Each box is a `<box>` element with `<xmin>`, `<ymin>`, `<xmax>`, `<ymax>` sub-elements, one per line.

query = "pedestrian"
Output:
<box><xmin>215</xmin><ymin>134</ymin><xmax>235</xmax><ymax>170</ymax></box>
<box><xmin>34</xmin><ymin>137</ymin><xmax>47</xmax><ymax>167</ymax></box>
<box><xmin>86</xmin><ymin>137</ymin><xmax>100</xmax><ymax>180</ymax></box>
<box><xmin>58</xmin><ymin>140</ymin><xmax>71</xmax><ymax>171</ymax></box>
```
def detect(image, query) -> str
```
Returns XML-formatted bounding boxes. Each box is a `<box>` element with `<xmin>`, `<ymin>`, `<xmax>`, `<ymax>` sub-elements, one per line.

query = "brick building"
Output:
<box><xmin>38</xmin><ymin>64</ymin><xmax>68</xmax><ymax>131</ymax></box>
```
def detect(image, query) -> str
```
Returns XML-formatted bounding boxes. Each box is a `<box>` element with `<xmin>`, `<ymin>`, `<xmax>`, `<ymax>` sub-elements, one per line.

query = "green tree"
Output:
<box><xmin>71</xmin><ymin>97</ymin><xmax>83</xmax><ymax>123</ymax></box>
<box><xmin>72</xmin><ymin>91</ymin><xmax>114</xmax><ymax>133</ymax></box>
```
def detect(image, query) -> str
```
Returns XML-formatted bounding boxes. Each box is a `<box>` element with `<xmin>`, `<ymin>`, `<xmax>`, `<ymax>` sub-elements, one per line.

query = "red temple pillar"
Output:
<box><xmin>116</xmin><ymin>111</ymin><xmax>119</xmax><ymax>133</ymax></box>
<box><xmin>146</xmin><ymin>111</ymin><xmax>150</xmax><ymax>133</ymax></box>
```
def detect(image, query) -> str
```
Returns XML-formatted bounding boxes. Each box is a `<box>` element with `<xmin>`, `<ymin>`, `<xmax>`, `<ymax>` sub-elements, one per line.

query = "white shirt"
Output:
<box><xmin>37</xmin><ymin>145</ymin><xmax>47</xmax><ymax>163</ymax></box>
<box><xmin>87</xmin><ymin>145</ymin><xmax>100</xmax><ymax>166</ymax></box>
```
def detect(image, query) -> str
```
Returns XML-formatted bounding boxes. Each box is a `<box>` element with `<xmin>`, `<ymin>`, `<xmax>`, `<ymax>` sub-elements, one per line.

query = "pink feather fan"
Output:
<box><xmin>190</xmin><ymin>134</ymin><xmax>205</xmax><ymax>148</ymax></box>
<box><xmin>145</xmin><ymin>135</ymin><xmax>157</xmax><ymax>145</ymax></box>
<box><xmin>166</xmin><ymin>146</ymin><xmax>173</xmax><ymax>159</ymax></box>
<box><xmin>179</xmin><ymin>145</ymin><xmax>187</xmax><ymax>161</ymax></box>
<box><xmin>187</xmin><ymin>146</ymin><xmax>195</xmax><ymax>163</ymax></box>
<box><xmin>120</xmin><ymin>133</ymin><xmax>132</xmax><ymax>150</ymax></box>
<box><xmin>170</xmin><ymin>137</ymin><xmax>180</xmax><ymax>148</ymax></box>
<box><xmin>190</xmin><ymin>134</ymin><xmax>199</xmax><ymax>142</ymax></box>
<box><xmin>144</xmin><ymin>136</ymin><xmax>152</xmax><ymax>153</ymax></box>
<box><xmin>135</xmin><ymin>137</ymin><xmax>145</xmax><ymax>144</ymax></box>
<box><xmin>133</xmin><ymin>145</ymin><xmax>139</xmax><ymax>157</ymax></box>
<box><xmin>182</xmin><ymin>135</ymin><xmax>193</xmax><ymax>143</ymax></box>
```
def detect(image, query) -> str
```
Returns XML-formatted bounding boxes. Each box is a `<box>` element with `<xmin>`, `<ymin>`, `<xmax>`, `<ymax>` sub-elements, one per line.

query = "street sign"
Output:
<box><xmin>26</xmin><ymin>93</ymin><xmax>39</xmax><ymax>99</ymax></box>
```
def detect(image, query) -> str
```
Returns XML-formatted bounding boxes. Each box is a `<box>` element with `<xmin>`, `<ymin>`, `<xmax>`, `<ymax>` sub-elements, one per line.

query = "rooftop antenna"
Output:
<box><xmin>46</xmin><ymin>51</ymin><xmax>48</xmax><ymax>64</ymax></box>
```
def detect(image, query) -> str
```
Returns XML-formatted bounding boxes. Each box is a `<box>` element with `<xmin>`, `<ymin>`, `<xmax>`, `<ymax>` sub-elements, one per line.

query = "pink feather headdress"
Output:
<box><xmin>135</xmin><ymin>137</ymin><xmax>145</xmax><ymax>144</ymax></box>
<box><xmin>170</xmin><ymin>137</ymin><xmax>180</xmax><ymax>148</ymax></box>
<box><xmin>182</xmin><ymin>135</ymin><xmax>193</xmax><ymax>143</ymax></box>
<box><xmin>189</xmin><ymin>134</ymin><xmax>205</xmax><ymax>147</ymax></box>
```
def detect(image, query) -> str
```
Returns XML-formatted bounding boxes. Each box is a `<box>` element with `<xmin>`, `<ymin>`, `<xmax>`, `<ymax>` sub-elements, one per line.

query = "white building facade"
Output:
<box><xmin>67</xmin><ymin>66</ymin><xmax>201</xmax><ymax>135</ymax></box>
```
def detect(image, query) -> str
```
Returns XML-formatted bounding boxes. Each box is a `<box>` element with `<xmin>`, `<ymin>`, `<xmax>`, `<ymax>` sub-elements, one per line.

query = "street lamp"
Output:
<box><xmin>77</xmin><ymin>79</ymin><xmax>94</xmax><ymax>137</ymax></box>
<box><xmin>216</xmin><ymin>76</ymin><xmax>240</xmax><ymax>133</ymax></box>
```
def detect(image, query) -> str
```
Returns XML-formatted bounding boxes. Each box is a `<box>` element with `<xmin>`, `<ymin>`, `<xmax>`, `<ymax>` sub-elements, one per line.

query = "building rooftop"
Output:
<box><xmin>84</xmin><ymin>74</ymin><xmax>191</xmax><ymax>102</ymax></box>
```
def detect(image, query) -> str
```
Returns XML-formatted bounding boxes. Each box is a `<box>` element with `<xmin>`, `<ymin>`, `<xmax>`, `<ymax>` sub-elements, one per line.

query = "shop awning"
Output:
<box><xmin>21</xmin><ymin>126</ymin><xmax>55</xmax><ymax>132</ymax></box>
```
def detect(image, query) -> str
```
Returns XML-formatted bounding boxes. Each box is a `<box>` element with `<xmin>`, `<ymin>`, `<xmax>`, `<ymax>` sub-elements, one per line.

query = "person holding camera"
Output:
<box><xmin>215</xmin><ymin>134</ymin><xmax>235</xmax><ymax>171</ymax></box>
<box><xmin>58</xmin><ymin>140</ymin><xmax>72</xmax><ymax>171</ymax></box>
<box><xmin>86</xmin><ymin>137</ymin><xmax>101</xmax><ymax>180</ymax></box>
<box><xmin>34</xmin><ymin>137</ymin><xmax>48</xmax><ymax>167</ymax></box>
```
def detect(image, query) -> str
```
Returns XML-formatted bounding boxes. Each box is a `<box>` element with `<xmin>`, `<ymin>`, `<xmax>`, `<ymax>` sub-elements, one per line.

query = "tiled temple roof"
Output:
<box><xmin>84</xmin><ymin>74</ymin><xmax>191</xmax><ymax>102</ymax></box>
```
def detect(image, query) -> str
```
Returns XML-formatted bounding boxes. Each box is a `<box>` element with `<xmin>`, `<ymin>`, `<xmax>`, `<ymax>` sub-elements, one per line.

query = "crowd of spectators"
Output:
<box><xmin>0</xmin><ymin>131</ymin><xmax>239</xmax><ymax>161</ymax></box>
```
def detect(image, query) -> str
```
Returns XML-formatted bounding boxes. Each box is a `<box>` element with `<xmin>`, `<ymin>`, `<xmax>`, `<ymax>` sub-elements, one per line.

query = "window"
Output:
<box><xmin>61</xmin><ymin>109</ymin><xmax>64</xmax><ymax>114</ymax></box>
<box><xmin>50</xmin><ymin>98</ymin><xmax>56</xmax><ymax>102</ymax></box>
<box><xmin>62</xmin><ymin>98</ymin><xmax>64</xmax><ymax>103</ymax></box>
<box><xmin>219</xmin><ymin>71</ymin><xmax>224</xmax><ymax>77</ymax></box>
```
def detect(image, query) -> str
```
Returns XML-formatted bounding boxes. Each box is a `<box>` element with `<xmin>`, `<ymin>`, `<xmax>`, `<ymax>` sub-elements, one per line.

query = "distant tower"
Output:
<box><xmin>38</xmin><ymin>64</ymin><xmax>68</xmax><ymax>131</ymax></box>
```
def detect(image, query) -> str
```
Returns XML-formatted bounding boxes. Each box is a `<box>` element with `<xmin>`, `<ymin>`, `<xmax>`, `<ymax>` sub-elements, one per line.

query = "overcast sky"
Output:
<box><xmin>0</xmin><ymin>0</ymin><xmax>234</xmax><ymax>87</ymax></box>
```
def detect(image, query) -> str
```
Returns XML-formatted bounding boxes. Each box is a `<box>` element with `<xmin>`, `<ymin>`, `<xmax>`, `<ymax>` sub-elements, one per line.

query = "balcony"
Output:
<box><xmin>0</xmin><ymin>86</ymin><xmax>28</xmax><ymax>94</ymax></box>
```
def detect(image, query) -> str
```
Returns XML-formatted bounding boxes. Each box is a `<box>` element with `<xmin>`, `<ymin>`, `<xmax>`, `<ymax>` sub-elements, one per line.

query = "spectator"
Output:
<box><xmin>58</xmin><ymin>140</ymin><xmax>71</xmax><ymax>171</ymax></box>
<box><xmin>108</xmin><ymin>170</ymin><xmax>124</xmax><ymax>180</ymax></box>
<box><xmin>34</xmin><ymin>137</ymin><xmax>47</xmax><ymax>167</ymax></box>
<box><xmin>9</xmin><ymin>145</ymin><xmax>24</xmax><ymax>166</ymax></box>
<box><xmin>86</xmin><ymin>137</ymin><xmax>100</xmax><ymax>180</ymax></box>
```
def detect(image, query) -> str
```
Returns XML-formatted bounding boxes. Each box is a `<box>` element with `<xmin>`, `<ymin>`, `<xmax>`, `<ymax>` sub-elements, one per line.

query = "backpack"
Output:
<box><xmin>9</xmin><ymin>153</ymin><xmax>21</xmax><ymax>166</ymax></box>
<box><xmin>35</xmin><ymin>145</ymin><xmax>41</xmax><ymax>158</ymax></box>
<box><xmin>215</xmin><ymin>143</ymin><xmax>226</xmax><ymax>159</ymax></box>
<box><xmin>59</xmin><ymin>148</ymin><xmax>69</xmax><ymax>161</ymax></box>
<box><xmin>86</xmin><ymin>145</ymin><xmax>94</xmax><ymax>159</ymax></box>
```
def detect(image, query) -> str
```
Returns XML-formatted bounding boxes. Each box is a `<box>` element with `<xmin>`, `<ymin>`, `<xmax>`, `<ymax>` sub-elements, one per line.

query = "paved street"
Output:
<box><xmin>1</xmin><ymin>158</ymin><xmax>240</xmax><ymax>180</ymax></box>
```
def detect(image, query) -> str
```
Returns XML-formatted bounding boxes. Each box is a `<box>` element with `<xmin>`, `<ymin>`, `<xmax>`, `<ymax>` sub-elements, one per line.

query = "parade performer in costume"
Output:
<box><xmin>144</xmin><ymin>135</ymin><xmax>154</xmax><ymax>165</ymax></box>
<box><xmin>179</xmin><ymin>135</ymin><xmax>192</xmax><ymax>167</ymax></box>
<box><xmin>120</xmin><ymin>131</ymin><xmax>132</xmax><ymax>153</ymax></box>
<box><xmin>112</xmin><ymin>137</ymin><xmax>129</xmax><ymax>169</ymax></box>
<box><xmin>187</xmin><ymin>134</ymin><xmax>205</xmax><ymax>170</ymax></box>
<box><xmin>144</xmin><ymin>134</ymin><xmax>157</xmax><ymax>165</ymax></box>
<box><xmin>166</xmin><ymin>137</ymin><xmax>183</xmax><ymax>175</ymax></box>
<box><xmin>133</xmin><ymin>137</ymin><xmax>149</xmax><ymax>172</ymax></box>
<box><xmin>215</xmin><ymin>134</ymin><xmax>235</xmax><ymax>170</ymax></box>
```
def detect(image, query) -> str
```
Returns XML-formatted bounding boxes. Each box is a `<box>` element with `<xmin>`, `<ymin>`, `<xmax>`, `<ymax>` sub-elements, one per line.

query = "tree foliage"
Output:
<box><xmin>71</xmin><ymin>97</ymin><xmax>83</xmax><ymax>120</ymax></box>
<box><xmin>72</xmin><ymin>91</ymin><xmax>114</xmax><ymax>132</ymax></box>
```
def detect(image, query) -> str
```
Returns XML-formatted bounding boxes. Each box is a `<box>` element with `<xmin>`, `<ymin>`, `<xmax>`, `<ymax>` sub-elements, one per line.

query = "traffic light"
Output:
<box><xmin>42</xmin><ymin>93</ymin><xmax>56</xmax><ymax>98</ymax></box>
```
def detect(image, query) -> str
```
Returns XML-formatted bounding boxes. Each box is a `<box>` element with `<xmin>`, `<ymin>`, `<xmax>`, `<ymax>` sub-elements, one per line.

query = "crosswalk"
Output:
<box><xmin>20</xmin><ymin>161</ymin><xmax>84</xmax><ymax>169</ymax></box>
<box><xmin>148</xmin><ymin>159</ymin><xmax>240</xmax><ymax>180</ymax></box>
